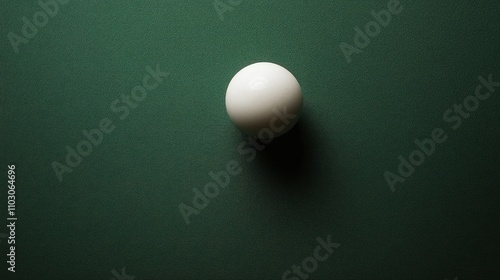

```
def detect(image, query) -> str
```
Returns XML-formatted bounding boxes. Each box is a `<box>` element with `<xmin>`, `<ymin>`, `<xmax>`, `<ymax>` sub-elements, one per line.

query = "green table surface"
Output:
<box><xmin>1</xmin><ymin>1</ymin><xmax>499</xmax><ymax>279</ymax></box>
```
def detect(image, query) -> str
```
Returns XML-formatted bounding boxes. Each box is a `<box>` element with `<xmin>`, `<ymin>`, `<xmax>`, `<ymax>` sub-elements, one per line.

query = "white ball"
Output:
<box><xmin>225</xmin><ymin>62</ymin><xmax>303</xmax><ymax>139</ymax></box>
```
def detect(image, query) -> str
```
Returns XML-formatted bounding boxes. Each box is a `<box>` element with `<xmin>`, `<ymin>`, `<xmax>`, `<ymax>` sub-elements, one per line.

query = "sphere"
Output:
<box><xmin>225</xmin><ymin>62</ymin><xmax>303</xmax><ymax>139</ymax></box>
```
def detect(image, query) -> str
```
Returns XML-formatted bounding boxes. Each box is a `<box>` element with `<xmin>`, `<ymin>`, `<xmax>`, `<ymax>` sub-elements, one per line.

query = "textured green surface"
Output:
<box><xmin>1</xmin><ymin>0</ymin><xmax>499</xmax><ymax>279</ymax></box>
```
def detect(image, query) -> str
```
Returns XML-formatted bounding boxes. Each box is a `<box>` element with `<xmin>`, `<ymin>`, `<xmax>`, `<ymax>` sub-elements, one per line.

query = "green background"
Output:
<box><xmin>1</xmin><ymin>0</ymin><xmax>499</xmax><ymax>279</ymax></box>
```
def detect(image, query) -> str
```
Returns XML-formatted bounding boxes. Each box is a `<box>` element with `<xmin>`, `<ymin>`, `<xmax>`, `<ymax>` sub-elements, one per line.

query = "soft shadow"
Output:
<box><xmin>237</xmin><ymin>111</ymin><xmax>340</xmax><ymax>228</ymax></box>
<box><xmin>247</xmin><ymin>114</ymin><xmax>324</xmax><ymax>196</ymax></box>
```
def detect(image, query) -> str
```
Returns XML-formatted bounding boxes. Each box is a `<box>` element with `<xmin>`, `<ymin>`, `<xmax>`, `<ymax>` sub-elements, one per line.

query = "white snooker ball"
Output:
<box><xmin>225</xmin><ymin>62</ymin><xmax>303</xmax><ymax>139</ymax></box>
